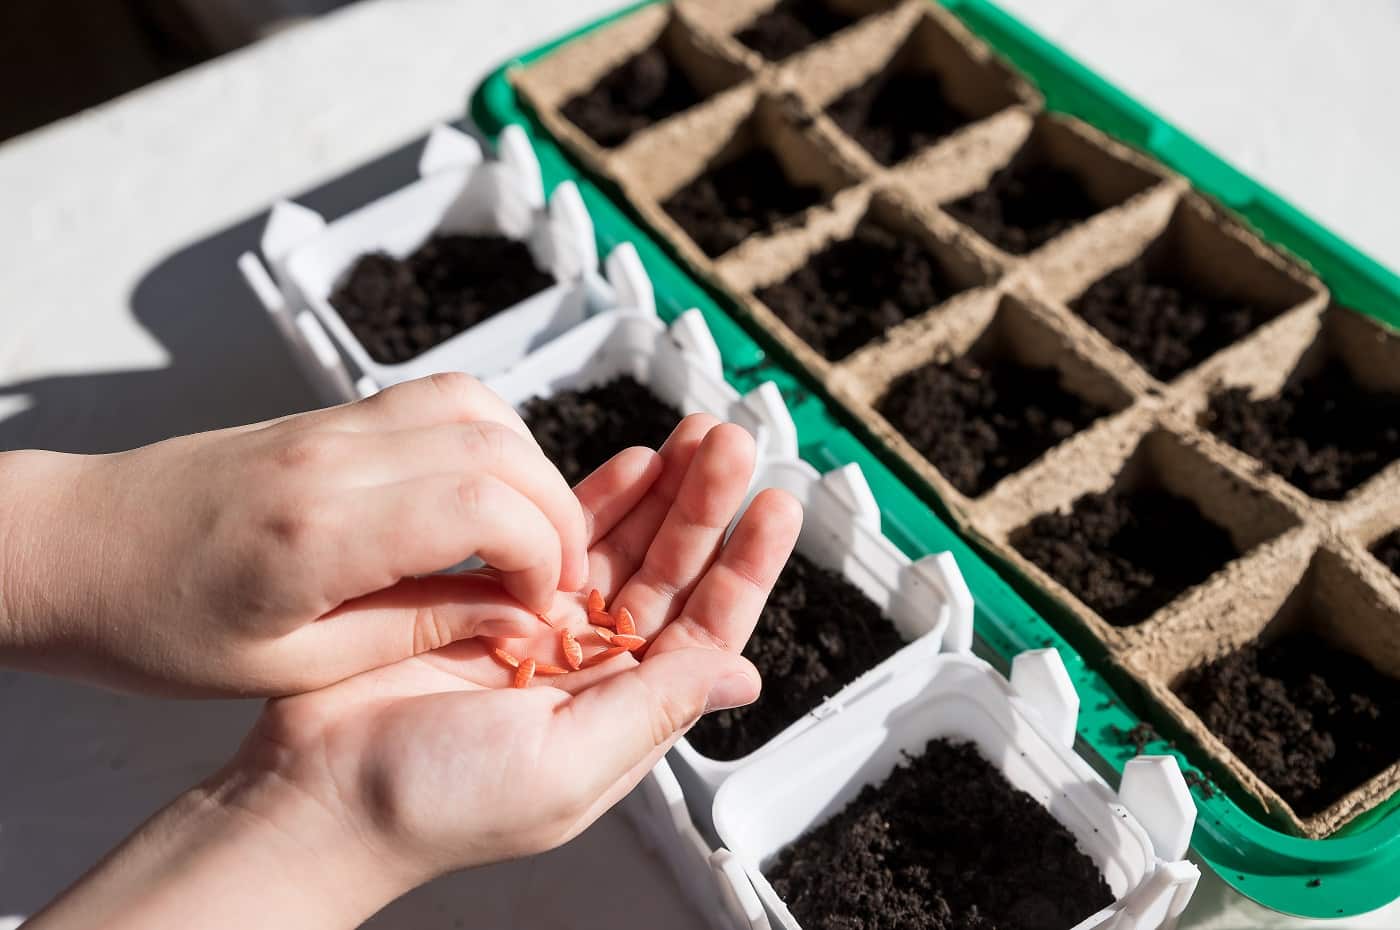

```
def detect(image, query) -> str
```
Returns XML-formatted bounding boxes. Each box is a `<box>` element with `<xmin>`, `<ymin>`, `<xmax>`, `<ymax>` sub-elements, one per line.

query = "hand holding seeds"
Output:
<box><xmin>15</xmin><ymin>392</ymin><xmax>802</xmax><ymax>929</ymax></box>
<box><xmin>0</xmin><ymin>373</ymin><xmax>593</xmax><ymax>695</ymax></box>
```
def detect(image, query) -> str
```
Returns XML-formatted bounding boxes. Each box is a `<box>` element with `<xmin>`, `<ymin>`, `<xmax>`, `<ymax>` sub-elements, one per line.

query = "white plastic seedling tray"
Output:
<box><xmin>710</xmin><ymin>647</ymin><xmax>1201</xmax><ymax>930</ymax></box>
<box><xmin>623</xmin><ymin>758</ymin><xmax>766</xmax><ymax>930</ymax></box>
<box><xmin>484</xmin><ymin>301</ymin><xmax>797</xmax><ymax>466</ymax></box>
<box><xmin>668</xmin><ymin>459</ymin><xmax>975</xmax><ymax>839</ymax></box>
<box><xmin>238</xmin><ymin>124</ymin><xmax>612</xmax><ymax>397</ymax></box>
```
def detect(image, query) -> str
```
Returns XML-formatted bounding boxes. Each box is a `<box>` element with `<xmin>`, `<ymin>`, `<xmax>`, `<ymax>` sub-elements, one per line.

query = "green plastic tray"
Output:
<box><xmin>471</xmin><ymin>1</ymin><xmax>1400</xmax><ymax>917</ymax></box>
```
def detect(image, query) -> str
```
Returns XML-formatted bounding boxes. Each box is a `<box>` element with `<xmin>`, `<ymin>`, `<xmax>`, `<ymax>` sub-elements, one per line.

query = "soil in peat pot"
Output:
<box><xmin>1176</xmin><ymin>629</ymin><xmax>1400</xmax><ymax>818</ymax></box>
<box><xmin>1205</xmin><ymin>360</ymin><xmax>1400</xmax><ymax>501</ymax></box>
<box><xmin>827</xmin><ymin>69</ymin><xmax>973</xmax><ymax>166</ymax></box>
<box><xmin>561</xmin><ymin>43</ymin><xmax>708</xmax><ymax>148</ymax></box>
<box><xmin>686</xmin><ymin>552</ymin><xmax>905</xmax><ymax>761</ymax></box>
<box><xmin>755</xmin><ymin>220</ymin><xmax>958</xmax><ymax>361</ymax></box>
<box><xmin>877</xmin><ymin>355</ymin><xmax>1109</xmax><ymax>497</ymax></box>
<box><xmin>521</xmin><ymin>376</ymin><xmax>683</xmax><ymax>486</ymax></box>
<box><xmin>768</xmin><ymin>739</ymin><xmax>1114</xmax><ymax>930</ymax></box>
<box><xmin>735</xmin><ymin>0</ymin><xmax>856</xmax><ymax>62</ymax></box>
<box><xmin>1070</xmin><ymin>253</ymin><xmax>1285</xmax><ymax>382</ymax></box>
<box><xmin>944</xmin><ymin>161</ymin><xmax>1102</xmax><ymax>256</ymax></box>
<box><xmin>331</xmin><ymin>235</ymin><xmax>552</xmax><ymax>365</ymax></box>
<box><xmin>1373</xmin><ymin>530</ymin><xmax>1400</xmax><ymax>580</ymax></box>
<box><xmin>662</xmin><ymin>147</ymin><xmax>827</xmax><ymax>258</ymax></box>
<box><xmin>1012</xmin><ymin>486</ymin><xmax>1239</xmax><ymax>627</ymax></box>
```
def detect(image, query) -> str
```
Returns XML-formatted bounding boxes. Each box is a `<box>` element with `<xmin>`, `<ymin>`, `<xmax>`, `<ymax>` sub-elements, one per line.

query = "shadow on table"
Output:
<box><xmin>0</xmin><ymin>126</ymin><xmax>436</xmax><ymax>921</ymax></box>
<box><xmin>0</xmin><ymin>128</ymin><xmax>436</xmax><ymax>454</ymax></box>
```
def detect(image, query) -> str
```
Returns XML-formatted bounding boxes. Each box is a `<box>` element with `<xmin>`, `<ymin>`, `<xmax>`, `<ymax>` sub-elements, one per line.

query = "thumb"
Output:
<box><xmin>559</xmin><ymin>648</ymin><xmax>760</xmax><ymax>799</ymax></box>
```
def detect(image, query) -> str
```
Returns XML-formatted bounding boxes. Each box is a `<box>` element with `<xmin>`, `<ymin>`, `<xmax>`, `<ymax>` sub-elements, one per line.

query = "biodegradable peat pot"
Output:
<box><xmin>711</xmin><ymin>648</ymin><xmax>1200</xmax><ymax>930</ymax></box>
<box><xmin>668</xmin><ymin>459</ymin><xmax>974</xmax><ymax>837</ymax></box>
<box><xmin>240</xmin><ymin>125</ymin><xmax>610</xmax><ymax>395</ymax></box>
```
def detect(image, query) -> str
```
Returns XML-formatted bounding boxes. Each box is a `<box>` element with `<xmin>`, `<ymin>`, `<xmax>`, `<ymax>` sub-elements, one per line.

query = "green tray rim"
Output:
<box><xmin>469</xmin><ymin>0</ymin><xmax>1400</xmax><ymax>917</ymax></box>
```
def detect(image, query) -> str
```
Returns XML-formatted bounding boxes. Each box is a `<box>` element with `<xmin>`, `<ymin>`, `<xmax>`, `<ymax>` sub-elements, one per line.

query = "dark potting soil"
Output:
<box><xmin>520</xmin><ymin>376</ymin><xmax>683</xmax><ymax>486</ymax></box>
<box><xmin>1205</xmin><ymin>361</ymin><xmax>1400</xmax><ymax>501</ymax></box>
<box><xmin>1070</xmin><ymin>254</ymin><xmax>1284</xmax><ymax>382</ymax></box>
<box><xmin>827</xmin><ymin>70</ymin><xmax>972</xmax><ymax>166</ymax></box>
<box><xmin>877</xmin><ymin>355</ymin><xmax>1108</xmax><ymax>497</ymax></box>
<box><xmin>560</xmin><ymin>44</ymin><xmax>706</xmax><ymax>149</ymax></box>
<box><xmin>768</xmin><ymin>739</ymin><xmax>1114</xmax><ymax>930</ymax></box>
<box><xmin>330</xmin><ymin>235</ymin><xmax>552</xmax><ymax>365</ymax></box>
<box><xmin>1373</xmin><ymin>530</ymin><xmax>1400</xmax><ymax>580</ymax></box>
<box><xmin>686</xmin><ymin>552</ymin><xmax>904</xmax><ymax>761</ymax></box>
<box><xmin>735</xmin><ymin>0</ymin><xmax>855</xmax><ymax>62</ymax></box>
<box><xmin>662</xmin><ymin>147</ymin><xmax>826</xmax><ymax>258</ymax></box>
<box><xmin>1175</xmin><ymin>630</ymin><xmax>1400</xmax><ymax>818</ymax></box>
<box><xmin>755</xmin><ymin>220</ymin><xmax>956</xmax><ymax>361</ymax></box>
<box><xmin>945</xmin><ymin>161</ymin><xmax>1102</xmax><ymax>256</ymax></box>
<box><xmin>1012</xmin><ymin>487</ymin><xmax>1239</xmax><ymax>627</ymax></box>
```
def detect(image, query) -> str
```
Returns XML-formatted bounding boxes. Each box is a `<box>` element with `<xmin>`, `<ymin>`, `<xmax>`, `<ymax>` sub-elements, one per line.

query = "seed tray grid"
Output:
<box><xmin>473</xmin><ymin>0</ymin><xmax>1400</xmax><ymax>913</ymax></box>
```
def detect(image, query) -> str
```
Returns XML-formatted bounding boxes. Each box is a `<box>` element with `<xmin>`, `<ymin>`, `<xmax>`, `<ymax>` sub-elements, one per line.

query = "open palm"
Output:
<box><xmin>231</xmin><ymin>413</ymin><xmax>802</xmax><ymax>889</ymax></box>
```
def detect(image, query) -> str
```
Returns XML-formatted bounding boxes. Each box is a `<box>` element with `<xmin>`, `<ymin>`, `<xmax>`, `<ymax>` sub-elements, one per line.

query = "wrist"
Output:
<box><xmin>0</xmin><ymin>449</ymin><xmax>76</xmax><ymax>656</ymax></box>
<box><xmin>29</xmin><ymin>749</ymin><xmax>417</xmax><ymax>930</ymax></box>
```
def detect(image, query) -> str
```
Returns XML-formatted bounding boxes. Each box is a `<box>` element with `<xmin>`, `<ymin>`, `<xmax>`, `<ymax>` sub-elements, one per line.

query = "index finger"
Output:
<box><xmin>331</xmin><ymin>372</ymin><xmax>537</xmax><ymax>445</ymax></box>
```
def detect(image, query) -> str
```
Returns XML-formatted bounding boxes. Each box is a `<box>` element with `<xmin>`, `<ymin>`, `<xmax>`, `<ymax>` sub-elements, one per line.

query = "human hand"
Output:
<box><xmin>25</xmin><ymin>415</ymin><xmax>803</xmax><ymax>930</ymax></box>
<box><xmin>0</xmin><ymin>373</ymin><xmax>591</xmax><ymax>696</ymax></box>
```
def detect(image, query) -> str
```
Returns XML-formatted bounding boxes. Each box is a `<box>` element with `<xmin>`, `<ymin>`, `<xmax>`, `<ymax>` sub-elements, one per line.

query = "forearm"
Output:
<box><xmin>26</xmin><ymin>759</ymin><xmax>412</xmax><ymax>930</ymax></box>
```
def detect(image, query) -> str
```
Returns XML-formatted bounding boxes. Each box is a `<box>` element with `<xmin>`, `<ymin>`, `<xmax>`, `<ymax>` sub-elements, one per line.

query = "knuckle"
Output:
<box><xmin>262</xmin><ymin>495</ymin><xmax>332</xmax><ymax>552</ymax></box>
<box><xmin>427</xmin><ymin>371</ymin><xmax>486</xmax><ymax>415</ymax></box>
<box><xmin>649</xmin><ymin>683</ymin><xmax>703</xmax><ymax>750</ymax></box>
<box><xmin>460</xmin><ymin>420</ymin><xmax>514</xmax><ymax>467</ymax></box>
<box><xmin>409</xmin><ymin>604</ymin><xmax>455</xmax><ymax>656</ymax></box>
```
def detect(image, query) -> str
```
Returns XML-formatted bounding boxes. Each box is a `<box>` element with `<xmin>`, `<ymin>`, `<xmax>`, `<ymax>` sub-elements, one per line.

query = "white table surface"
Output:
<box><xmin>2</xmin><ymin>1</ymin><xmax>1398</xmax><ymax>926</ymax></box>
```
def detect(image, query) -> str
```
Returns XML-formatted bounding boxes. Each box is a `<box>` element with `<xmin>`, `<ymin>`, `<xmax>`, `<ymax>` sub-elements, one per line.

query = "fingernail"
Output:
<box><xmin>705</xmin><ymin>673</ymin><xmax>758</xmax><ymax>714</ymax></box>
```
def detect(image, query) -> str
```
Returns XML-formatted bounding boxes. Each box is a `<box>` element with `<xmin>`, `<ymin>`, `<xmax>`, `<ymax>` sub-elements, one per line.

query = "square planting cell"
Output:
<box><xmin>1169</xmin><ymin>547</ymin><xmax>1400</xmax><ymax>829</ymax></box>
<box><xmin>766</xmin><ymin>738</ymin><xmax>1114</xmax><ymax>929</ymax></box>
<box><xmin>752</xmin><ymin>211</ymin><xmax>977</xmax><ymax>362</ymax></box>
<box><xmin>823</xmin><ymin>12</ymin><xmax>1027</xmax><ymax>167</ymax></box>
<box><xmin>1010</xmin><ymin>428</ymin><xmax>1296</xmax><ymax>628</ymax></box>
<box><xmin>330</xmin><ymin>234</ymin><xmax>553</xmax><ymax>365</ymax></box>
<box><xmin>1202</xmin><ymin>306</ymin><xmax>1400</xmax><ymax>501</ymax></box>
<box><xmin>685</xmin><ymin>550</ymin><xmax>905</xmax><ymax>761</ymax></box>
<box><xmin>656</xmin><ymin>98</ymin><xmax>857</xmax><ymax>259</ymax></box>
<box><xmin>734</xmin><ymin>0</ymin><xmax>865</xmax><ymax>62</ymax></box>
<box><xmin>943</xmin><ymin>117</ymin><xmax>1160</xmax><ymax>256</ymax></box>
<box><xmin>521</xmin><ymin>375</ymin><xmax>683</xmax><ymax>486</ymax></box>
<box><xmin>875</xmin><ymin>296</ymin><xmax>1128</xmax><ymax>498</ymax></box>
<box><xmin>1069</xmin><ymin>199</ymin><xmax>1318</xmax><ymax>382</ymax></box>
<box><xmin>559</xmin><ymin>17</ymin><xmax>744</xmax><ymax>149</ymax></box>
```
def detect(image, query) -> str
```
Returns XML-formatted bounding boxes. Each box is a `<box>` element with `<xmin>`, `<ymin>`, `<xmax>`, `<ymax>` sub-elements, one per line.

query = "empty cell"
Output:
<box><xmin>521</xmin><ymin>376</ymin><xmax>683</xmax><ymax>485</ymax></box>
<box><xmin>1174</xmin><ymin>557</ymin><xmax>1400</xmax><ymax>820</ymax></box>
<box><xmin>944</xmin><ymin>118</ymin><xmax>1157</xmax><ymax>256</ymax></box>
<box><xmin>824</xmin><ymin>12</ymin><xmax>1029</xmax><ymax>167</ymax></box>
<box><xmin>735</xmin><ymin>0</ymin><xmax>860</xmax><ymax>62</ymax></box>
<box><xmin>661</xmin><ymin>146</ymin><xmax>828</xmax><ymax>258</ymax></box>
<box><xmin>754</xmin><ymin>218</ymin><xmax>965</xmax><ymax>361</ymax></box>
<box><xmin>560</xmin><ymin>43</ymin><xmax>709</xmax><ymax>148</ymax></box>
<box><xmin>686</xmin><ymin>551</ymin><xmax>902</xmax><ymax>761</ymax></box>
<box><xmin>1013</xmin><ymin>483</ymin><xmax>1239</xmax><ymax>628</ymax></box>
<box><xmin>1070</xmin><ymin>200</ymin><xmax>1315</xmax><ymax>381</ymax></box>
<box><xmin>878</xmin><ymin>353</ymin><xmax>1111</xmax><ymax>498</ymax></box>
<box><xmin>767</xmin><ymin>739</ymin><xmax>1114</xmax><ymax>930</ymax></box>
<box><xmin>1205</xmin><ymin>361</ymin><xmax>1400</xmax><ymax>502</ymax></box>
<box><xmin>331</xmin><ymin>235</ymin><xmax>552</xmax><ymax>365</ymax></box>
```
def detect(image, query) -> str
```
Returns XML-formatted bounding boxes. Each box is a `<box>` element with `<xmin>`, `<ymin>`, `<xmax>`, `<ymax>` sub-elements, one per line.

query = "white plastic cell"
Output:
<box><xmin>709</xmin><ymin>648</ymin><xmax>1200</xmax><ymax>930</ymax></box>
<box><xmin>668</xmin><ymin>458</ymin><xmax>975</xmax><ymax>839</ymax></box>
<box><xmin>622</xmin><ymin>759</ymin><xmax>756</xmax><ymax>930</ymax></box>
<box><xmin>238</xmin><ymin>124</ymin><xmax>615</xmax><ymax>393</ymax></box>
<box><xmin>483</xmin><ymin>303</ymin><xmax>796</xmax><ymax>465</ymax></box>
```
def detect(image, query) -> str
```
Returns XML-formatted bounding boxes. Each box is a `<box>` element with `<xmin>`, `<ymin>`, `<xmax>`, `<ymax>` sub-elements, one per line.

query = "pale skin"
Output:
<box><xmin>0</xmin><ymin>372</ymin><xmax>803</xmax><ymax>929</ymax></box>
